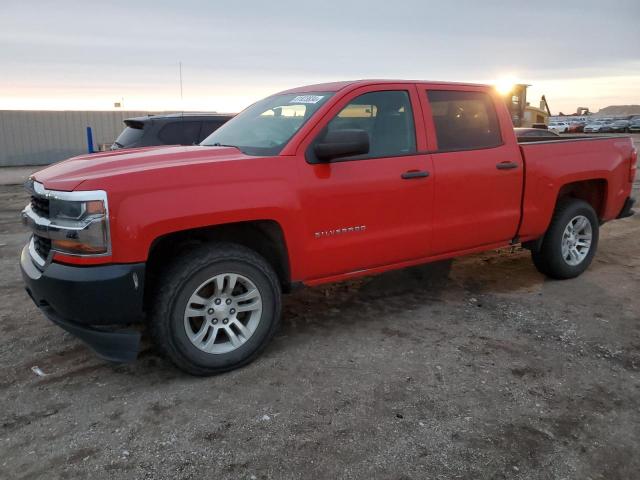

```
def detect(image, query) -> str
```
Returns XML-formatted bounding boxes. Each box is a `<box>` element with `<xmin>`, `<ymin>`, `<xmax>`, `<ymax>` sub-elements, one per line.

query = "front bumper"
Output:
<box><xmin>20</xmin><ymin>244</ymin><xmax>145</xmax><ymax>362</ymax></box>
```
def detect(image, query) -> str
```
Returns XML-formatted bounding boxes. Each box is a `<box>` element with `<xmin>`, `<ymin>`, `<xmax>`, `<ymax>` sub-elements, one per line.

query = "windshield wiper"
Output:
<box><xmin>210</xmin><ymin>142</ymin><xmax>237</xmax><ymax>148</ymax></box>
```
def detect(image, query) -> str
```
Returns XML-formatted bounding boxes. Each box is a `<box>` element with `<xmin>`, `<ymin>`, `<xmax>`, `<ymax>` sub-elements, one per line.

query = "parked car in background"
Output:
<box><xmin>584</xmin><ymin>120</ymin><xmax>608</xmax><ymax>133</ymax></box>
<box><xmin>568</xmin><ymin>121</ymin><xmax>586</xmax><ymax>133</ymax></box>
<box><xmin>514</xmin><ymin>128</ymin><xmax>560</xmax><ymax>139</ymax></box>
<box><xmin>548</xmin><ymin>121</ymin><xmax>570</xmax><ymax>134</ymax></box>
<box><xmin>602</xmin><ymin>119</ymin><xmax>619</xmax><ymax>132</ymax></box>
<box><xmin>609</xmin><ymin>120</ymin><xmax>630</xmax><ymax>133</ymax></box>
<box><xmin>599</xmin><ymin>120</ymin><xmax>617</xmax><ymax>133</ymax></box>
<box><xmin>629</xmin><ymin>119</ymin><xmax>640</xmax><ymax>133</ymax></box>
<box><xmin>111</xmin><ymin>113</ymin><xmax>234</xmax><ymax>150</ymax></box>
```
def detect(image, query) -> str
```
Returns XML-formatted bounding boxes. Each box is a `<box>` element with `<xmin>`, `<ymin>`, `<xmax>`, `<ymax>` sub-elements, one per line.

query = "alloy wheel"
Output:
<box><xmin>183</xmin><ymin>273</ymin><xmax>263</xmax><ymax>354</ymax></box>
<box><xmin>561</xmin><ymin>215</ymin><xmax>592</xmax><ymax>266</ymax></box>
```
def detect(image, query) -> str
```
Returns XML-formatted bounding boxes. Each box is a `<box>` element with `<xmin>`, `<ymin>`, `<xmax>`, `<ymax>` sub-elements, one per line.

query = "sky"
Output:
<box><xmin>1</xmin><ymin>0</ymin><xmax>639</xmax><ymax>115</ymax></box>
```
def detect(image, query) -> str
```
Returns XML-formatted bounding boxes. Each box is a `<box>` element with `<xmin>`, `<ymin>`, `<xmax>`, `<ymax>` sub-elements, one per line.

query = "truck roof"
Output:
<box><xmin>279</xmin><ymin>79</ymin><xmax>492</xmax><ymax>94</ymax></box>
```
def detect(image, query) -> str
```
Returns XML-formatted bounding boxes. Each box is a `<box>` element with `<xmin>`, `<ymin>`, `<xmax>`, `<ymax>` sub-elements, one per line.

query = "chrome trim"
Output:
<box><xmin>28</xmin><ymin>236</ymin><xmax>47</xmax><ymax>268</ymax></box>
<box><xmin>23</xmin><ymin>179</ymin><xmax>111</xmax><ymax>258</ymax></box>
<box><xmin>314</xmin><ymin>225</ymin><xmax>367</xmax><ymax>239</ymax></box>
<box><xmin>30</xmin><ymin>179</ymin><xmax>109</xmax><ymax>203</ymax></box>
<box><xmin>22</xmin><ymin>204</ymin><xmax>104</xmax><ymax>236</ymax></box>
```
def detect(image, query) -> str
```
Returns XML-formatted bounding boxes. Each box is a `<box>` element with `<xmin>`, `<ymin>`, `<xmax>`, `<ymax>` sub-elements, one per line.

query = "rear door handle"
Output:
<box><xmin>401</xmin><ymin>170</ymin><xmax>430</xmax><ymax>179</ymax></box>
<box><xmin>496</xmin><ymin>161</ymin><xmax>519</xmax><ymax>170</ymax></box>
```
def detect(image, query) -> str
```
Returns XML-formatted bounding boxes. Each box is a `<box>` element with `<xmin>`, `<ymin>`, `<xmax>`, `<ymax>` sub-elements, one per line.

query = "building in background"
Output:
<box><xmin>0</xmin><ymin>110</ymin><xmax>164</xmax><ymax>166</ymax></box>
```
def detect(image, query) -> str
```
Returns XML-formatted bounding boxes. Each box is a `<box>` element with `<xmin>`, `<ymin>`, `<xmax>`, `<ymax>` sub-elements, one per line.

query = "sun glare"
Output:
<box><xmin>494</xmin><ymin>75</ymin><xmax>518</xmax><ymax>95</ymax></box>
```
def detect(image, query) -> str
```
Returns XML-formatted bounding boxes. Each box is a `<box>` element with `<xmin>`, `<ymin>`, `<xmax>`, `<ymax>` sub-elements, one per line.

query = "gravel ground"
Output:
<box><xmin>1</xmin><ymin>175</ymin><xmax>639</xmax><ymax>479</ymax></box>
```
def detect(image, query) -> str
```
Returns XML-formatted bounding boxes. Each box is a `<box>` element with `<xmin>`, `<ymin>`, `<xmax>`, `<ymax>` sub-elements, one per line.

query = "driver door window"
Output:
<box><xmin>315</xmin><ymin>90</ymin><xmax>416</xmax><ymax>161</ymax></box>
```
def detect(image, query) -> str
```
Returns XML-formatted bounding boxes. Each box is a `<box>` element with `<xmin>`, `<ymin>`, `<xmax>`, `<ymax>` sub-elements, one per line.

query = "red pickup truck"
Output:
<box><xmin>21</xmin><ymin>80</ymin><xmax>637</xmax><ymax>375</ymax></box>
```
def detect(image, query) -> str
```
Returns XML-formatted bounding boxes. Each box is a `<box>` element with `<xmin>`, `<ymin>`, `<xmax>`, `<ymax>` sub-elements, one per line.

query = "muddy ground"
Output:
<box><xmin>1</xmin><ymin>175</ymin><xmax>639</xmax><ymax>479</ymax></box>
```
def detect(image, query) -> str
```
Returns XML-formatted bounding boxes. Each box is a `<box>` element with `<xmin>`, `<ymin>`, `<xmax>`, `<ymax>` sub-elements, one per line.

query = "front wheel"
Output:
<box><xmin>150</xmin><ymin>243</ymin><xmax>282</xmax><ymax>375</ymax></box>
<box><xmin>531</xmin><ymin>199</ymin><xmax>599</xmax><ymax>279</ymax></box>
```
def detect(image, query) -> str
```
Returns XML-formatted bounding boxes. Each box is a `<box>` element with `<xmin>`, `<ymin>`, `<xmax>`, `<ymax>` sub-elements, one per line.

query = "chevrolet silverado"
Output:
<box><xmin>21</xmin><ymin>80</ymin><xmax>637</xmax><ymax>375</ymax></box>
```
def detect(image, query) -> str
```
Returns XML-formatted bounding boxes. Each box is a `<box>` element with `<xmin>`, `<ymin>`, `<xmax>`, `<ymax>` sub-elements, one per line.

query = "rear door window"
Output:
<box><xmin>158</xmin><ymin>121</ymin><xmax>202</xmax><ymax>145</ymax></box>
<box><xmin>427</xmin><ymin>90</ymin><xmax>502</xmax><ymax>151</ymax></box>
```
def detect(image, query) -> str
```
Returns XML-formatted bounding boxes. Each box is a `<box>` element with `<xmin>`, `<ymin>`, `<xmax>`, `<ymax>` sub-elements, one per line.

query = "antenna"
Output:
<box><xmin>179</xmin><ymin>61</ymin><xmax>184</xmax><ymax>115</ymax></box>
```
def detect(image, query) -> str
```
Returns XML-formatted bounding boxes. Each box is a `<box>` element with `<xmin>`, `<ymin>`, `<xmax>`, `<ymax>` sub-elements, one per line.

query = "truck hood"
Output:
<box><xmin>32</xmin><ymin>145</ymin><xmax>250</xmax><ymax>191</ymax></box>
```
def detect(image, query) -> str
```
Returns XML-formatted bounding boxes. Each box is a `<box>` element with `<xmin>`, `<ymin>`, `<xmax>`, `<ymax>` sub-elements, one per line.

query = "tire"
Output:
<box><xmin>531</xmin><ymin>199</ymin><xmax>599</xmax><ymax>279</ymax></box>
<box><xmin>150</xmin><ymin>242</ymin><xmax>282</xmax><ymax>375</ymax></box>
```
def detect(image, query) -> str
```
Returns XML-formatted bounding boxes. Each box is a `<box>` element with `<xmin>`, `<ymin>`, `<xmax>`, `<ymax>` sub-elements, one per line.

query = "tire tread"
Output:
<box><xmin>149</xmin><ymin>242</ymin><xmax>281</xmax><ymax>376</ymax></box>
<box><xmin>531</xmin><ymin>198</ymin><xmax>598</xmax><ymax>280</ymax></box>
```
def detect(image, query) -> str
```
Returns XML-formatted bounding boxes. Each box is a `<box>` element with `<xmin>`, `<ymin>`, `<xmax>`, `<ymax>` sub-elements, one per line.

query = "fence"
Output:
<box><xmin>0</xmin><ymin>110</ymin><xmax>163</xmax><ymax>166</ymax></box>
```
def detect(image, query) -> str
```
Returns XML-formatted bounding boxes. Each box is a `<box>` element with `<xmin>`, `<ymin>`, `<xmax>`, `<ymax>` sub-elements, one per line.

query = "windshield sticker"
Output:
<box><xmin>290</xmin><ymin>95</ymin><xmax>324</xmax><ymax>104</ymax></box>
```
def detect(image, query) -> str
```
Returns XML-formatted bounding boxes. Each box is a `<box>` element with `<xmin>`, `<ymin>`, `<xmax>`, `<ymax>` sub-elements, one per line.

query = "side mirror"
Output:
<box><xmin>313</xmin><ymin>129</ymin><xmax>369</xmax><ymax>162</ymax></box>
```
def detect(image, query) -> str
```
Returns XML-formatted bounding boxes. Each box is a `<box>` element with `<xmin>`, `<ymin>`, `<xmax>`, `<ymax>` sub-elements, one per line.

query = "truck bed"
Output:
<box><xmin>517</xmin><ymin>135</ymin><xmax>634</xmax><ymax>239</ymax></box>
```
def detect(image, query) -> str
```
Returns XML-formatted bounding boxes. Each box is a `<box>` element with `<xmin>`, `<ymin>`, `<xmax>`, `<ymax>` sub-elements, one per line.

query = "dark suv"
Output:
<box><xmin>111</xmin><ymin>113</ymin><xmax>234</xmax><ymax>150</ymax></box>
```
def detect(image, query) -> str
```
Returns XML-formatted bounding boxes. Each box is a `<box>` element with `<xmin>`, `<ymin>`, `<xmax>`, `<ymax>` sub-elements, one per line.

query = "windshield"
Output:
<box><xmin>201</xmin><ymin>92</ymin><xmax>334</xmax><ymax>155</ymax></box>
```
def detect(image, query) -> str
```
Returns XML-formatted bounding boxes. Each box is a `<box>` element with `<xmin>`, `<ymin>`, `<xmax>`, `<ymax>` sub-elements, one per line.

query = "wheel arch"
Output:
<box><xmin>144</xmin><ymin>220</ymin><xmax>292</xmax><ymax>311</ymax></box>
<box><xmin>523</xmin><ymin>179</ymin><xmax>606</xmax><ymax>253</ymax></box>
<box><xmin>555</xmin><ymin>178</ymin><xmax>608</xmax><ymax>219</ymax></box>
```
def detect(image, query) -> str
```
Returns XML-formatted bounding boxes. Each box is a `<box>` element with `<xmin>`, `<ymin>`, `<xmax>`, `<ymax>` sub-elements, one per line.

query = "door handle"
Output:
<box><xmin>401</xmin><ymin>170</ymin><xmax>430</xmax><ymax>179</ymax></box>
<box><xmin>496</xmin><ymin>161</ymin><xmax>519</xmax><ymax>170</ymax></box>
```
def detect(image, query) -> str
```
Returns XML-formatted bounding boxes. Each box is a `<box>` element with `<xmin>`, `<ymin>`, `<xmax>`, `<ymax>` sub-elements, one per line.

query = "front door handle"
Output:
<box><xmin>496</xmin><ymin>161</ymin><xmax>519</xmax><ymax>170</ymax></box>
<box><xmin>401</xmin><ymin>170</ymin><xmax>430</xmax><ymax>180</ymax></box>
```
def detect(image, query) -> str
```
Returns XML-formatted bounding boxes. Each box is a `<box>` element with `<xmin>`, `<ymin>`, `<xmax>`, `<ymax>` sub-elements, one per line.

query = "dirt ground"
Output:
<box><xmin>1</xmin><ymin>175</ymin><xmax>639</xmax><ymax>479</ymax></box>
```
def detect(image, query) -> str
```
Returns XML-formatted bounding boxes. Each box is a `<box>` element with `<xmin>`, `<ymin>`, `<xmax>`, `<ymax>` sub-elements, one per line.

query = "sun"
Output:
<box><xmin>494</xmin><ymin>75</ymin><xmax>518</xmax><ymax>95</ymax></box>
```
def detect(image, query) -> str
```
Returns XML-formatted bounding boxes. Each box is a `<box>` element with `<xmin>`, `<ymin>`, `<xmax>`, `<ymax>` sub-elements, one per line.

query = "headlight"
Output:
<box><xmin>48</xmin><ymin>198</ymin><xmax>109</xmax><ymax>254</ymax></box>
<box><xmin>22</xmin><ymin>181</ymin><xmax>110</xmax><ymax>257</ymax></box>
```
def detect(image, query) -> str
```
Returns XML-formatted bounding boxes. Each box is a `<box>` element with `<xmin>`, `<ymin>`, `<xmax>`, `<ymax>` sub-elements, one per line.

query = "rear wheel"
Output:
<box><xmin>531</xmin><ymin>199</ymin><xmax>599</xmax><ymax>279</ymax></box>
<box><xmin>150</xmin><ymin>242</ymin><xmax>281</xmax><ymax>375</ymax></box>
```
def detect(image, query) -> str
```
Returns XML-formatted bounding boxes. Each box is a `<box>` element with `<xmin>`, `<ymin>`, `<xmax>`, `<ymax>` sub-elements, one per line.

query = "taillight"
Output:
<box><xmin>631</xmin><ymin>148</ymin><xmax>638</xmax><ymax>182</ymax></box>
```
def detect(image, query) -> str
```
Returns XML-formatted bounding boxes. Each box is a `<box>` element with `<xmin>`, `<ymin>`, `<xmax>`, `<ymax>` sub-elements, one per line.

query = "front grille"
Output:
<box><xmin>30</xmin><ymin>195</ymin><xmax>50</xmax><ymax>218</ymax></box>
<box><xmin>33</xmin><ymin>235</ymin><xmax>51</xmax><ymax>259</ymax></box>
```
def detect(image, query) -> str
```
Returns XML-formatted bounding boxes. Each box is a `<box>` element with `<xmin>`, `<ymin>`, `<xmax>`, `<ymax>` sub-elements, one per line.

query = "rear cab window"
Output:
<box><xmin>114</xmin><ymin>120</ymin><xmax>145</xmax><ymax>148</ymax></box>
<box><xmin>427</xmin><ymin>90</ymin><xmax>502</xmax><ymax>151</ymax></box>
